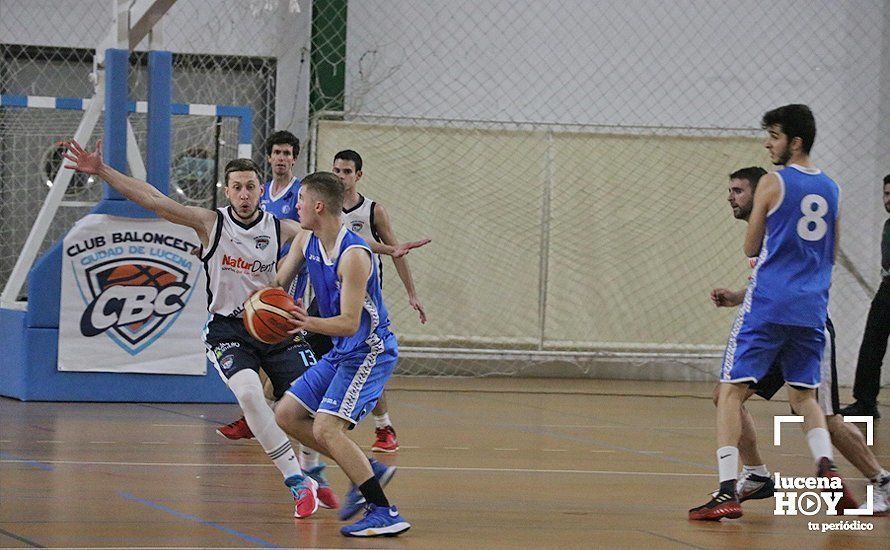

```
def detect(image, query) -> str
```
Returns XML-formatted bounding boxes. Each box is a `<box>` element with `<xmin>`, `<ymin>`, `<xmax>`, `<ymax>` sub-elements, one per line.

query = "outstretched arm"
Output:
<box><xmin>367</xmin><ymin>237</ymin><xmax>431</xmax><ymax>258</ymax></box>
<box><xmin>373</xmin><ymin>203</ymin><xmax>427</xmax><ymax>323</ymax></box>
<box><xmin>63</xmin><ymin>139</ymin><xmax>217</xmax><ymax>246</ymax></box>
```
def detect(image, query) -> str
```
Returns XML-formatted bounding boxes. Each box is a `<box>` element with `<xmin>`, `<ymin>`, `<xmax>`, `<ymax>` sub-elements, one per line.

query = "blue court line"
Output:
<box><xmin>117</xmin><ymin>492</ymin><xmax>278</xmax><ymax>548</ymax></box>
<box><xmin>0</xmin><ymin>451</ymin><xmax>54</xmax><ymax>471</ymax></box>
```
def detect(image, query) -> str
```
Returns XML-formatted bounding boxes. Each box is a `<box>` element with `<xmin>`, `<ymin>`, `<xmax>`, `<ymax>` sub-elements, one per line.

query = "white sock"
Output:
<box><xmin>301</xmin><ymin>444</ymin><xmax>320</xmax><ymax>470</ymax></box>
<box><xmin>228</xmin><ymin>370</ymin><xmax>302</xmax><ymax>479</ymax></box>
<box><xmin>743</xmin><ymin>464</ymin><xmax>769</xmax><ymax>477</ymax></box>
<box><xmin>374</xmin><ymin>413</ymin><xmax>392</xmax><ymax>429</ymax></box>
<box><xmin>718</xmin><ymin>446</ymin><xmax>739</xmax><ymax>482</ymax></box>
<box><xmin>805</xmin><ymin>427</ymin><xmax>833</xmax><ymax>463</ymax></box>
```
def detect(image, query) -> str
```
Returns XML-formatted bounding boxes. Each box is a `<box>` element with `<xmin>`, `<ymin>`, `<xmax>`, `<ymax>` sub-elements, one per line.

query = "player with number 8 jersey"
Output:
<box><xmin>745</xmin><ymin>165</ymin><xmax>839</xmax><ymax>329</ymax></box>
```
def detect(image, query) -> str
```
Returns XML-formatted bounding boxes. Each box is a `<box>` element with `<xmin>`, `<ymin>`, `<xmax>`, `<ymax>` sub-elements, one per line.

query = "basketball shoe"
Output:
<box><xmin>866</xmin><ymin>475</ymin><xmax>890</xmax><ymax>515</ymax></box>
<box><xmin>216</xmin><ymin>417</ymin><xmax>254</xmax><ymax>440</ymax></box>
<box><xmin>340</xmin><ymin>459</ymin><xmax>397</xmax><ymax>520</ymax></box>
<box><xmin>285</xmin><ymin>473</ymin><xmax>319</xmax><ymax>519</ymax></box>
<box><xmin>736</xmin><ymin>471</ymin><xmax>775</xmax><ymax>502</ymax></box>
<box><xmin>817</xmin><ymin>457</ymin><xmax>858</xmax><ymax>514</ymax></box>
<box><xmin>340</xmin><ymin>504</ymin><xmax>411</xmax><ymax>538</ymax></box>
<box><xmin>306</xmin><ymin>463</ymin><xmax>340</xmax><ymax>509</ymax></box>
<box><xmin>371</xmin><ymin>425</ymin><xmax>399</xmax><ymax>453</ymax></box>
<box><xmin>689</xmin><ymin>491</ymin><xmax>742</xmax><ymax>521</ymax></box>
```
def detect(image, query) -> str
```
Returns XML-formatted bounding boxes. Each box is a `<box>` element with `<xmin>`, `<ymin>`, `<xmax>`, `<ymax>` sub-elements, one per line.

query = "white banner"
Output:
<box><xmin>59</xmin><ymin>215</ymin><xmax>208</xmax><ymax>374</ymax></box>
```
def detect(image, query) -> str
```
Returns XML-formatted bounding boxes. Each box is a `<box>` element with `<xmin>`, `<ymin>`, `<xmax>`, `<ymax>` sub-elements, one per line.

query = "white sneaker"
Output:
<box><xmin>860</xmin><ymin>478</ymin><xmax>890</xmax><ymax>515</ymax></box>
<box><xmin>736</xmin><ymin>470</ymin><xmax>775</xmax><ymax>502</ymax></box>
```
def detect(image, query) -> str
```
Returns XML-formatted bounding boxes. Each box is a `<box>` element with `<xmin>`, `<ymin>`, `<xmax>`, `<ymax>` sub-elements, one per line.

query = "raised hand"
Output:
<box><xmin>61</xmin><ymin>139</ymin><xmax>103</xmax><ymax>175</ymax></box>
<box><xmin>391</xmin><ymin>238</ymin><xmax>431</xmax><ymax>258</ymax></box>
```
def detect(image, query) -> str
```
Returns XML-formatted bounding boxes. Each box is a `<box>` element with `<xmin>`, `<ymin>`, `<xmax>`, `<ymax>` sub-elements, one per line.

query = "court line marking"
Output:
<box><xmin>118</xmin><ymin>491</ymin><xmax>276</xmax><ymax>548</ymax></box>
<box><xmin>139</xmin><ymin>442</ymin><xmax>170</xmax><ymax>445</ymax></box>
<box><xmin>0</xmin><ymin>451</ymin><xmax>54</xmax><ymax>471</ymax></box>
<box><xmin>0</xmin><ymin>457</ymin><xmax>713</xmax><ymax>477</ymax></box>
<box><xmin>443</xmin><ymin>446</ymin><xmax>470</xmax><ymax>450</ymax></box>
<box><xmin>88</xmin><ymin>441</ymin><xmax>116</xmax><ymax>444</ymax></box>
<box><xmin>493</xmin><ymin>448</ymin><xmax>519</xmax><ymax>451</ymax></box>
<box><xmin>0</xmin><ymin>527</ymin><xmax>44</xmax><ymax>549</ymax></box>
<box><xmin>542</xmin><ymin>449</ymin><xmax>568</xmax><ymax>452</ymax></box>
<box><xmin>640</xmin><ymin>529</ymin><xmax>706</xmax><ymax>550</ymax></box>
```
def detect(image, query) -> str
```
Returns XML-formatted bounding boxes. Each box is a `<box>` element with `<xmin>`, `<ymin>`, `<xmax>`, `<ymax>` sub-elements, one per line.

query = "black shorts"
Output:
<box><xmin>749</xmin><ymin>317</ymin><xmax>839</xmax><ymax>415</ymax></box>
<box><xmin>203</xmin><ymin>315</ymin><xmax>318</xmax><ymax>400</ymax></box>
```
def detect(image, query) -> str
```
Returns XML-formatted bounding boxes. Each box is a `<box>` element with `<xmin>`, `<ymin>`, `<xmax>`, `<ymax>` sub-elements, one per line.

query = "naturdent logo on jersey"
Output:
<box><xmin>67</xmin><ymin>230</ymin><xmax>200</xmax><ymax>355</ymax></box>
<box><xmin>773</xmin><ymin>416</ymin><xmax>877</xmax><ymax>532</ymax></box>
<box><xmin>220</xmin><ymin>254</ymin><xmax>276</xmax><ymax>274</ymax></box>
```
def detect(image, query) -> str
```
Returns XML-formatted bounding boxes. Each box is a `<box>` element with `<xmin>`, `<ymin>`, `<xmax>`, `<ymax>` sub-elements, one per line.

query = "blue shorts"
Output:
<box><xmin>286</xmin><ymin>332</ymin><xmax>398</xmax><ymax>426</ymax></box>
<box><xmin>721</xmin><ymin>318</ymin><xmax>825</xmax><ymax>388</ymax></box>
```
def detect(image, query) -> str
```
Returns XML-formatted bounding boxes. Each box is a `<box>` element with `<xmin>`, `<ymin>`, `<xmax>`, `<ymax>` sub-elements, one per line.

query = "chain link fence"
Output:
<box><xmin>309</xmin><ymin>0</ymin><xmax>890</xmax><ymax>382</ymax></box>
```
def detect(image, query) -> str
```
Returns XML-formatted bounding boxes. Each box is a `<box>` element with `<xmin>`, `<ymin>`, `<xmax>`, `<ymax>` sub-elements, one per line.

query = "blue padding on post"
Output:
<box><xmin>147</xmin><ymin>50</ymin><xmax>172</xmax><ymax>196</ymax></box>
<box><xmin>0</xmin><ymin>94</ymin><xmax>28</xmax><ymax>107</ymax></box>
<box><xmin>26</xmin><ymin>240</ymin><xmax>62</xmax><ymax>328</ymax></box>
<box><xmin>103</xmin><ymin>48</ymin><xmax>129</xmax><ymax>200</ymax></box>
<box><xmin>20</xmin><ymin>327</ymin><xmax>235</xmax><ymax>402</ymax></box>
<box><xmin>237</xmin><ymin>109</ymin><xmax>253</xmax><ymax>148</ymax></box>
<box><xmin>170</xmin><ymin>103</ymin><xmax>189</xmax><ymax>115</ymax></box>
<box><xmin>90</xmin><ymin>200</ymin><xmax>155</xmax><ymax>218</ymax></box>
<box><xmin>0</xmin><ymin>309</ymin><xmax>27</xmax><ymax>399</ymax></box>
<box><xmin>55</xmin><ymin>97</ymin><xmax>85</xmax><ymax>110</ymax></box>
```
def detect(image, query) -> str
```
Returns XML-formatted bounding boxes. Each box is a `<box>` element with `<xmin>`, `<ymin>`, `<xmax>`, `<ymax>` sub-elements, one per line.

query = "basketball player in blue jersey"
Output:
<box><xmin>62</xmin><ymin>141</ymin><xmax>327</xmax><ymax>519</ymax></box>
<box><xmin>272</xmin><ymin>172</ymin><xmax>411</xmax><ymax>538</ymax></box>
<box><xmin>690</xmin><ymin>105</ymin><xmax>850</xmax><ymax>521</ymax></box>
<box><xmin>709</xmin><ymin>168</ymin><xmax>888</xmax><ymax>513</ymax></box>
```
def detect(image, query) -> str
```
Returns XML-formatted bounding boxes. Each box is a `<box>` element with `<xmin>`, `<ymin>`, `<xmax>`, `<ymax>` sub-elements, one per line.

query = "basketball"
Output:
<box><xmin>242</xmin><ymin>287</ymin><xmax>296</xmax><ymax>344</ymax></box>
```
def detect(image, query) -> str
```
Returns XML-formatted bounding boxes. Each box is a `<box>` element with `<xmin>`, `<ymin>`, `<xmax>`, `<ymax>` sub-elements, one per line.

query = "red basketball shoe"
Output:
<box><xmin>371</xmin><ymin>425</ymin><xmax>399</xmax><ymax>453</ymax></box>
<box><xmin>216</xmin><ymin>417</ymin><xmax>254</xmax><ymax>440</ymax></box>
<box><xmin>689</xmin><ymin>492</ymin><xmax>742</xmax><ymax>521</ymax></box>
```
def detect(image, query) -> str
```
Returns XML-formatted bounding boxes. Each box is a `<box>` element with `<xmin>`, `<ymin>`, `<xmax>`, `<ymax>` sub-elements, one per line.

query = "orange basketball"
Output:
<box><xmin>243</xmin><ymin>287</ymin><xmax>296</xmax><ymax>344</ymax></box>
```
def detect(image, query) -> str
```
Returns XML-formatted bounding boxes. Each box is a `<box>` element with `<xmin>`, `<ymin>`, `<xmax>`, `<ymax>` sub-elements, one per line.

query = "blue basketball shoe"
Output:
<box><xmin>339</xmin><ymin>458</ymin><xmax>396</xmax><ymax>520</ymax></box>
<box><xmin>340</xmin><ymin>504</ymin><xmax>410</xmax><ymax>538</ymax></box>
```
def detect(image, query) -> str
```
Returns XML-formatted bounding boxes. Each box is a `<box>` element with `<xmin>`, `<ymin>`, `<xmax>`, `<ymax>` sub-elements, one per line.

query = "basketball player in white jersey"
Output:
<box><xmin>332</xmin><ymin>149</ymin><xmax>426</xmax><ymax>453</ymax></box>
<box><xmin>62</xmin><ymin>140</ymin><xmax>428</xmax><ymax>521</ymax></box>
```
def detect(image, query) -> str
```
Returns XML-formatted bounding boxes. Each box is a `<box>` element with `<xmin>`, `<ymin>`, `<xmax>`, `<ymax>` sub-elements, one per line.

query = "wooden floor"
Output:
<box><xmin>1</xmin><ymin>377</ymin><xmax>888</xmax><ymax>549</ymax></box>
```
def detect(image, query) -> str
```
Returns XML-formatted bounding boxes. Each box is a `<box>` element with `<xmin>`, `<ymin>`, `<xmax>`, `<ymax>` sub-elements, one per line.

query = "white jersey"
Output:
<box><xmin>342</xmin><ymin>193</ymin><xmax>384</xmax><ymax>285</ymax></box>
<box><xmin>201</xmin><ymin>207</ymin><xmax>280</xmax><ymax>317</ymax></box>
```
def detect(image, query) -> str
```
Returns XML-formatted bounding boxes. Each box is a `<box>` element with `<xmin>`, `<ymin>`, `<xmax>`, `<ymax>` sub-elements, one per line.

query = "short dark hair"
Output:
<box><xmin>761</xmin><ymin>104</ymin><xmax>816</xmax><ymax>154</ymax></box>
<box><xmin>729</xmin><ymin>166</ymin><xmax>767</xmax><ymax>191</ymax></box>
<box><xmin>301</xmin><ymin>171</ymin><xmax>344</xmax><ymax>213</ymax></box>
<box><xmin>224</xmin><ymin>158</ymin><xmax>261</xmax><ymax>186</ymax></box>
<box><xmin>883</xmin><ymin>174</ymin><xmax>890</xmax><ymax>186</ymax></box>
<box><xmin>334</xmin><ymin>149</ymin><xmax>363</xmax><ymax>172</ymax></box>
<box><xmin>265</xmin><ymin>130</ymin><xmax>300</xmax><ymax>157</ymax></box>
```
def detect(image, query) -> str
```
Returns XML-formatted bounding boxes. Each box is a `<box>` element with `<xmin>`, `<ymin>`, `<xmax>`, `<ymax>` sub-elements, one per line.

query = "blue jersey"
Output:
<box><xmin>260</xmin><ymin>177</ymin><xmax>309</xmax><ymax>299</ymax></box>
<box><xmin>748</xmin><ymin>165</ymin><xmax>839</xmax><ymax>327</ymax></box>
<box><xmin>303</xmin><ymin>226</ymin><xmax>393</xmax><ymax>358</ymax></box>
